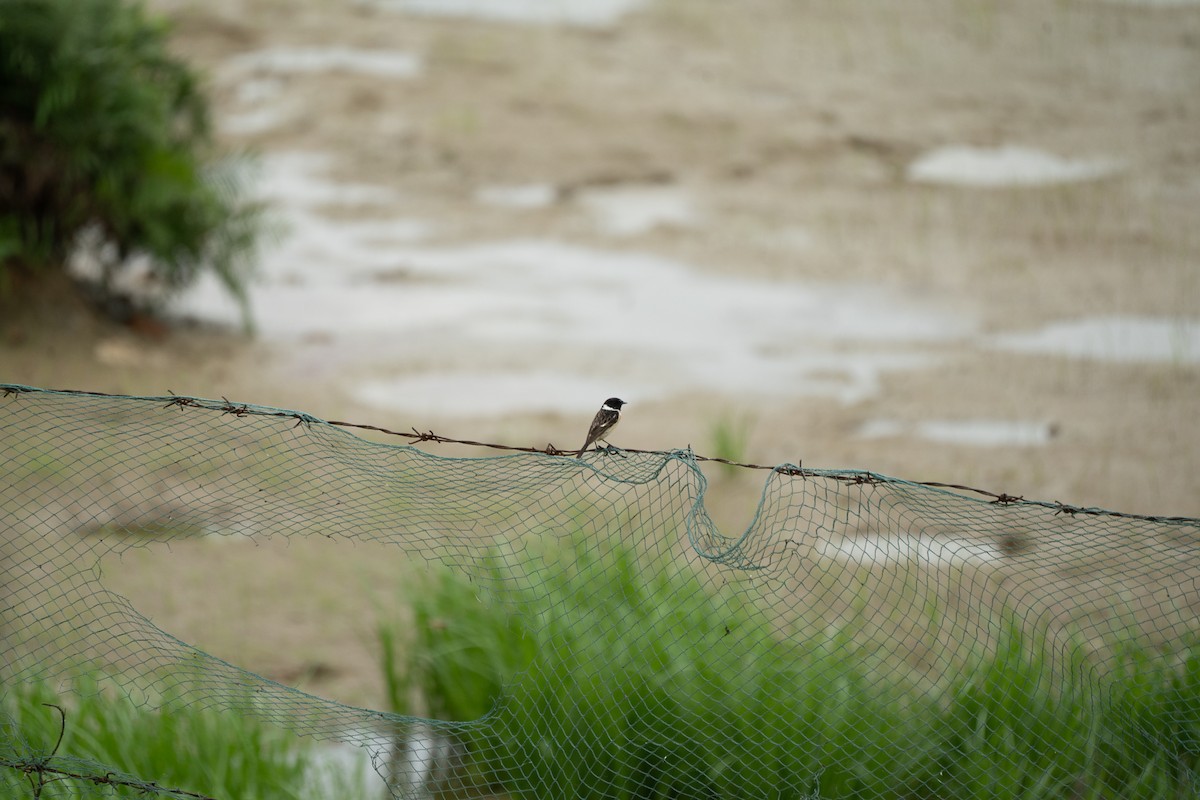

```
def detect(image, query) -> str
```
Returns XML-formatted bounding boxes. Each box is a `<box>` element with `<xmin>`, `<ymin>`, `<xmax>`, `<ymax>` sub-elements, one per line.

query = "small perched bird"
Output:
<box><xmin>577</xmin><ymin>397</ymin><xmax>626</xmax><ymax>457</ymax></box>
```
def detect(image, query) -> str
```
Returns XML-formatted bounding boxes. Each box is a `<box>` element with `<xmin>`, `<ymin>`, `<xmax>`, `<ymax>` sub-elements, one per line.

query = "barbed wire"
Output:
<box><xmin>3</xmin><ymin>383</ymin><xmax>1197</xmax><ymax>528</ymax></box>
<box><xmin>3</xmin><ymin>704</ymin><xmax>219</xmax><ymax>800</ymax></box>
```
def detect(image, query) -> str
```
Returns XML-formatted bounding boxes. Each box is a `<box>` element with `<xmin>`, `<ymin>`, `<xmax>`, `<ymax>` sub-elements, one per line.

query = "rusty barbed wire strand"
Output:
<box><xmin>3</xmin><ymin>704</ymin><xmax>220</xmax><ymax>800</ymax></box>
<box><xmin>3</xmin><ymin>384</ymin><xmax>1198</xmax><ymax>527</ymax></box>
<box><xmin>3</xmin><ymin>758</ymin><xmax>222</xmax><ymax>800</ymax></box>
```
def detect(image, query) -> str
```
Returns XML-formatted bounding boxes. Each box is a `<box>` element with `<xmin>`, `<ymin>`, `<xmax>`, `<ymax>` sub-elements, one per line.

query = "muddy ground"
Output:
<box><xmin>3</xmin><ymin>0</ymin><xmax>1199</xmax><ymax>709</ymax></box>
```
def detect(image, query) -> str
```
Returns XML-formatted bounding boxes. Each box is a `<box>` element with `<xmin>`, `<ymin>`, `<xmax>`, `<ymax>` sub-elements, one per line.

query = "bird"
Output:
<box><xmin>577</xmin><ymin>397</ymin><xmax>626</xmax><ymax>457</ymax></box>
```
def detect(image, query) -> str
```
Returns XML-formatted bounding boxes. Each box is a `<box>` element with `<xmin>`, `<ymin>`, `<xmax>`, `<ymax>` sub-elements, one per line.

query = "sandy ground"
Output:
<box><xmin>3</xmin><ymin>0</ymin><xmax>1200</xmax><ymax>710</ymax></box>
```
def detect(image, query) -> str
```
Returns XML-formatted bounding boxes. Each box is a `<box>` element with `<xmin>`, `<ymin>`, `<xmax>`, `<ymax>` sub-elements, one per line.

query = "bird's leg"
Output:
<box><xmin>599</xmin><ymin>441</ymin><xmax>627</xmax><ymax>458</ymax></box>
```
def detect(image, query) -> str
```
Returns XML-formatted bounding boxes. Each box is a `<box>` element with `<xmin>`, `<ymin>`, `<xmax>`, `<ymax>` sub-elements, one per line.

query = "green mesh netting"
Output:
<box><xmin>2</xmin><ymin>384</ymin><xmax>1200</xmax><ymax>799</ymax></box>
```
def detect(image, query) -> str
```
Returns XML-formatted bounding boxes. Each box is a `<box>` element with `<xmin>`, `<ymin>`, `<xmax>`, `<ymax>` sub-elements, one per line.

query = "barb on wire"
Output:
<box><xmin>219</xmin><ymin>397</ymin><xmax>251</xmax><ymax>418</ymax></box>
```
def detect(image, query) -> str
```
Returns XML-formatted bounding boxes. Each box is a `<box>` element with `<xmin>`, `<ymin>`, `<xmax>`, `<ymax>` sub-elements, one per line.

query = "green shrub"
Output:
<box><xmin>0</xmin><ymin>0</ymin><xmax>260</xmax><ymax>321</ymax></box>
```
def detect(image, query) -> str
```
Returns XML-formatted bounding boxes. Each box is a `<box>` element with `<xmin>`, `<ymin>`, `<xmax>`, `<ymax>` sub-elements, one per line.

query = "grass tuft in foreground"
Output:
<box><xmin>381</xmin><ymin>533</ymin><xmax>1200</xmax><ymax>799</ymax></box>
<box><xmin>0</xmin><ymin>676</ymin><xmax>364</xmax><ymax>799</ymax></box>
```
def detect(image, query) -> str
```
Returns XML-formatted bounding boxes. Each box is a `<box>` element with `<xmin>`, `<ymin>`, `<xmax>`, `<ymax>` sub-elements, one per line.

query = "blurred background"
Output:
<box><xmin>3</xmin><ymin>0</ymin><xmax>1199</xmax><ymax>715</ymax></box>
<box><xmin>5</xmin><ymin>0</ymin><xmax>1199</xmax><ymax>518</ymax></box>
<box><xmin>2</xmin><ymin>12</ymin><xmax>1200</xmax><ymax>796</ymax></box>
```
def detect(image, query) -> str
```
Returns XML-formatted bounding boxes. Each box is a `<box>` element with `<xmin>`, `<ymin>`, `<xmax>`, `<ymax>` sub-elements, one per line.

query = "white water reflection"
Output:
<box><xmin>577</xmin><ymin>184</ymin><xmax>696</xmax><ymax>237</ymax></box>
<box><xmin>990</xmin><ymin>316</ymin><xmax>1200</xmax><ymax>364</ymax></box>
<box><xmin>175</xmin><ymin>151</ymin><xmax>975</xmax><ymax>414</ymax></box>
<box><xmin>254</xmin><ymin>152</ymin><xmax>407</xmax><ymax>209</ymax></box>
<box><xmin>857</xmin><ymin>419</ymin><xmax>1056</xmax><ymax>447</ymax></box>
<box><xmin>217</xmin><ymin>50</ymin><xmax>421</xmax><ymax>135</ymax></box>
<box><xmin>475</xmin><ymin>184</ymin><xmax>558</xmax><ymax>210</ymax></box>
<box><xmin>305</xmin><ymin>741</ymin><xmax>385</xmax><ymax>799</ymax></box>
<box><xmin>816</xmin><ymin>534</ymin><xmax>1000</xmax><ymax>567</ymax></box>
<box><xmin>358</xmin><ymin>0</ymin><xmax>647</xmax><ymax>28</ymax></box>
<box><xmin>356</xmin><ymin>371</ymin><xmax>626</xmax><ymax>416</ymax></box>
<box><xmin>184</xmin><ymin>234</ymin><xmax>967</xmax><ymax>410</ymax></box>
<box><xmin>226</xmin><ymin>47</ymin><xmax>423</xmax><ymax>79</ymax></box>
<box><xmin>354</xmin><ymin>351</ymin><xmax>936</xmax><ymax>416</ymax></box>
<box><xmin>908</xmin><ymin>145</ymin><xmax>1121</xmax><ymax>187</ymax></box>
<box><xmin>221</xmin><ymin>105</ymin><xmax>293</xmax><ymax>136</ymax></box>
<box><xmin>477</xmin><ymin>181</ymin><xmax>698</xmax><ymax>235</ymax></box>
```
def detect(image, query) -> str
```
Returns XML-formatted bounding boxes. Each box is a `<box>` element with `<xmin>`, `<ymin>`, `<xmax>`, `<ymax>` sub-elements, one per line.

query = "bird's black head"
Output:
<box><xmin>603</xmin><ymin>397</ymin><xmax>627</xmax><ymax>410</ymax></box>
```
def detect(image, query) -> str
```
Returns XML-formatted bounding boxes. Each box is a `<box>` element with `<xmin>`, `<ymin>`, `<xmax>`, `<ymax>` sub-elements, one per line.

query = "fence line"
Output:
<box><xmin>2</xmin><ymin>383</ymin><xmax>1193</xmax><ymax>527</ymax></box>
<box><xmin>3</xmin><ymin>383</ymin><xmax>1199</xmax><ymax>799</ymax></box>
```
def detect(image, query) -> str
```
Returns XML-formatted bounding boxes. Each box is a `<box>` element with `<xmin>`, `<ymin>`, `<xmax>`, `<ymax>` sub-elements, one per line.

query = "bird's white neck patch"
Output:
<box><xmin>602</xmin><ymin>403</ymin><xmax>620</xmax><ymax>412</ymax></box>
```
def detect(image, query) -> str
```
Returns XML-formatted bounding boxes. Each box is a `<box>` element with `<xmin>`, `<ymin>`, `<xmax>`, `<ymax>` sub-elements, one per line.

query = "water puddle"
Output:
<box><xmin>306</xmin><ymin>740</ymin><xmax>386</xmax><ymax>798</ymax></box>
<box><xmin>477</xmin><ymin>181</ymin><xmax>697</xmax><ymax>237</ymax></box>
<box><xmin>355</xmin><ymin>371</ymin><xmax>627</xmax><ymax>416</ymax></box>
<box><xmin>225</xmin><ymin>47</ymin><xmax>423</xmax><ymax>79</ymax></box>
<box><xmin>217</xmin><ymin>49</ymin><xmax>420</xmax><ymax>135</ymax></box>
<box><xmin>221</xmin><ymin>104</ymin><xmax>293</xmax><ymax>136</ymax></box>
<box><xmin>174</xmin><ymin>151</ymin><xmax>976</xmax><ymax>415</ymax></box>
<box><xmin>353</xmin><ymin>352</ymin><xmax>938</xmax><ymax>416</ymax></box>
<box><xmin>989</xmin><ymin>316</ymin><xmax>1200</xmax><ymax>364</ymax></box>
<box><xmin>907</xmin><ymin>145</ymin><xmax>1121</xmax><ymax>187</ymax></box>
<box><xmin>475</xmin><ymin>183</ymin><xmax>559</xmax><ymax>210</ymax></box>
<box><xmin>357</xmin><ymin>0</ymin><xmax>648</xmax><ymax>28</ymax></box>
<box><xmin>857</xmin><ymin>419</ymin><xmax>1056</xmax><ymax>447</ymax></box>
<box><xmin>260</xmin><ymin>152</ymin><xmax>408</xmax><ymax>208</ymax></box>
<box><xmin>575</xmin><ymin>184</ymin><xmax>696</xmax><ymax>237</ymax></box>
<box><xmin>816</xmin><ymin>534</ymin><xmax>1000</xmax><ymax>567</ymax></box>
